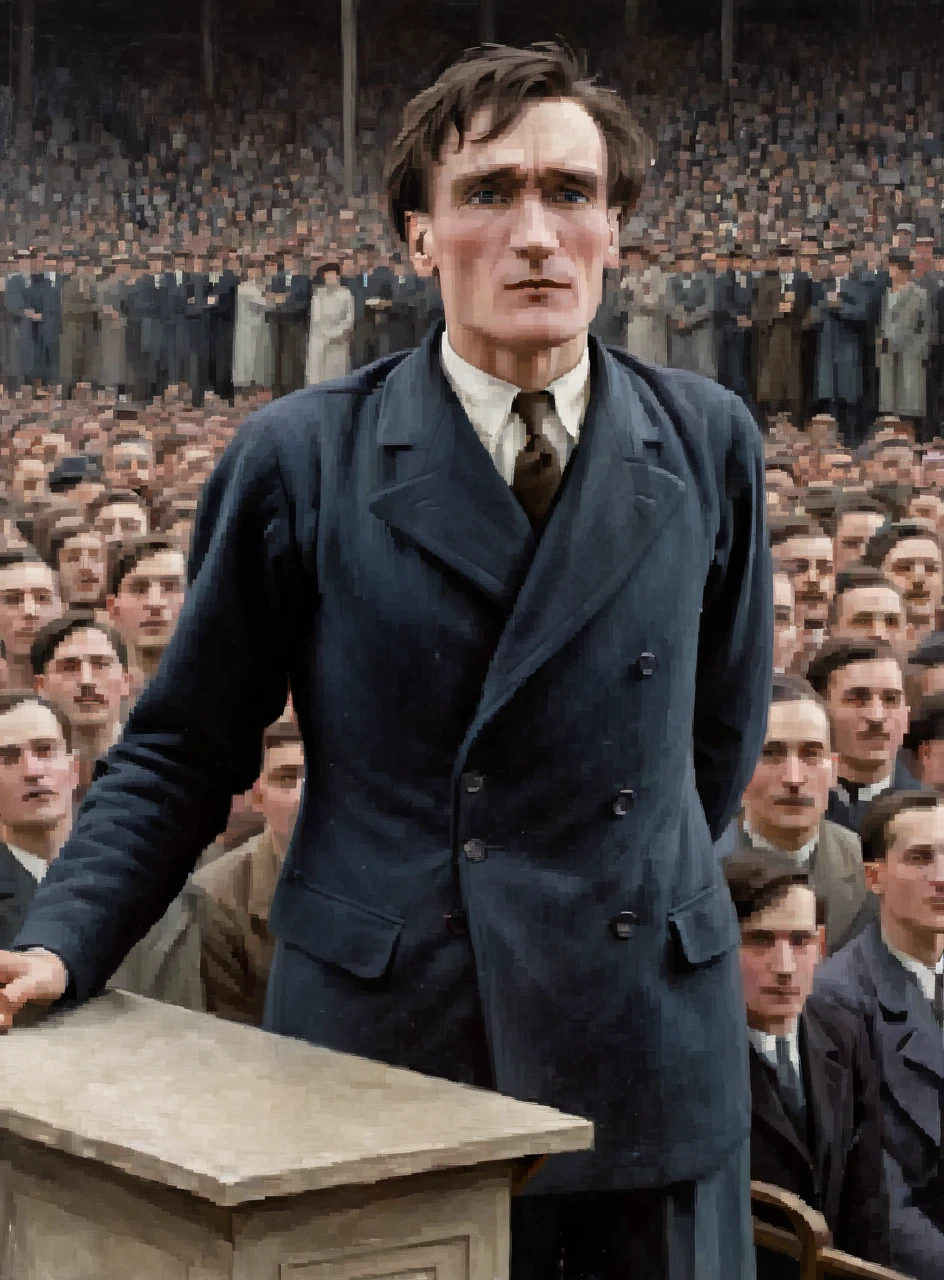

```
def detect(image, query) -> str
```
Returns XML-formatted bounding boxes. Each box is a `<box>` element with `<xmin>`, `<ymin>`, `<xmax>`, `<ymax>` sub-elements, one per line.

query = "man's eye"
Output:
<box><xmin>468</xmin><ymin>188</ymin><xmax>505</xmax><ymax>205</ymax></box>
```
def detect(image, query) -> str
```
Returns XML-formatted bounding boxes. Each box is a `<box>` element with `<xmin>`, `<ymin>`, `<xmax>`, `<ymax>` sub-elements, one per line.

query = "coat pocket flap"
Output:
<box><xmin>668</xmin><ymin>882</ymin><xmax>740</xmax><ymax>967</ymax></box>
<box><xmin>273</xmin><ymin>877</ymin><xmax>405</xmax><ymax>980</ymax></box>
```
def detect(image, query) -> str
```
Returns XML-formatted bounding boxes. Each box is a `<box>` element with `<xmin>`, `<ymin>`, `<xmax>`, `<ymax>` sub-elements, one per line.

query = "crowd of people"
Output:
<box><xmin>3</xmin><ymin>9</ymin><xmax>944</xmax><ymax>1279</ymax></box>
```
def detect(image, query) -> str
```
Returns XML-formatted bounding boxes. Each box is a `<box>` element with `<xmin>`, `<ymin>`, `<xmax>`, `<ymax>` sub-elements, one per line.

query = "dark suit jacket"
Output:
<box><xmin>814</xmin><ymin>920</ymin><xmax>944</xmax><ymax>1280</ymax></box>
<box><xmin>750</xmin><ymin>994</ymin><xmax>890</xmax><ymax>1265</ymax></box>
<box><xmin>826</xmin><ymin>753</ymin><xmax>929</xmax><ymax>835</ymax></box>
<box><xmin>12</xmin><ymin>320</ymin><xmax>773</xmax><ymax>1197</ymax></box>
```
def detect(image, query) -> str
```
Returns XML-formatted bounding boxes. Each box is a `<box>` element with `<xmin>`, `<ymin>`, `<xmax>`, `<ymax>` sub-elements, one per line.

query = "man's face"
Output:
<box><xmin>834</xmin><ymin>585</ymin><xmax>909</xmax><ymax>655</ymax></box>
<box><xmin>0</xmin><ymin>700</ymin><xmax>78</xmax><ymax>832</ymax></box>
<box><xmin>415</xmin><ymin>99</ymin><xmax>618</xmax><ymax>358</ymax></box>
<box><xmin>178</xmin><ymin>449</ymin><xmax>213</xmax><ymax>486</ymax></box>
<box><xmin>254</xmin><ymin>741</ymin><xmax>305</xmax><ymax>851</ymax></box>
<box><xmin>909</xmin><ymin>493</ymin><xmax>944</xmax><ymax>533</ymax></box>
<box><xmin>780</xmin><ymin>535</ymin><xmax>835</xmax><ymax>621</ymax></box>
<box><xmin>57</xmin><ymin>531</ymin><xmax>107</xmax><ymax>605</ymax></box>
<box><xmin>738</xmin><ymin>884</ymin><xmax>820</xmax><ymax>1034</ymax></box>
<box><xmin>871</xmin><ymin>804</ymin><xmax>944</xmax><ymax>941</ymax></box>
<box><xmin>743</xmin><ymin>699</ymin><xmax>837</xmax><ymax>839</ymax></box>
<box><xmin>873</xmin><ymin>445</ymin><xmax>914</xmax><ymax>485</ymax></box>
<box><xmin>93</xmin><ymin>501</ymin><xmax>148</xmax><ymax>545</ymax></box>
<box><xmin>882</xmin><ymin>537</ymin><xmax>944</xmax><ymax>625</ymax></box>
<box><xmin>0</xmin><ymin>562</ymin><xmax>62</xmax><ymax>662</ymax></box>
<box><xmin>826</xmin><ymin>658</ymin><xmax>908</xmax><ymax>777</ymax></box>
<box><xmin>108</xmin><ymin>550</ymin><xmax>186</xmax><ymax>654</ymax></box>
<box><xmin>36</xmin><ymin>626</ymin><xmax>129</xmax><ymax>731</ymax></box>
<box><xmin>772</xmin><ymin>573</ymin><xmax>798</xmax><ymax>672</ymax></box>
<box><xmin>13</xmin><ymin>459</ymin><xmax>47</xmax><ymax>502</ymax></box>
<box><xmin>915</xmin><ymin>740</ymin><xmax>944</xmax><ymax>794</ymax></box>
<box><xmin>106</xmin><ymin>444</ymin><xmax>153</xmax><ymax>494</ymax></box>
<box><xmin>323</xmin><ymin>270</ymin><xmax>339</xmax><ymax>289</ymax></box>
<box><xmin>834</xmin><ymin>510</ymin><xmax>885</xmax><ymax>572</ymax></box>
<box><xmin>821</xmin><ymin>452</ymin><xmax>856</xmax><ymax>484</ymax></box>
<box><xmin>922</xmin><ymin>665</ymin><xmax>944</xmax><ymax>698</ymax></box>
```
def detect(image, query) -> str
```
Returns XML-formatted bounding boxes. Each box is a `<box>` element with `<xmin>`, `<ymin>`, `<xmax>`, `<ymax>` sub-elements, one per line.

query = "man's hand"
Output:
<box><xmin>0</xmin><ymin>949</ymin><xmax>68</xmax><ymax>1032</ymax></box>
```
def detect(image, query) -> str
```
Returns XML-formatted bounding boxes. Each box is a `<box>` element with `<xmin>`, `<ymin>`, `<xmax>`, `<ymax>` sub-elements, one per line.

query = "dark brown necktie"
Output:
<box><xmin>511</xmin><ymin>391</ymin><xmax>562</xmax><ymax>530</ymax></box>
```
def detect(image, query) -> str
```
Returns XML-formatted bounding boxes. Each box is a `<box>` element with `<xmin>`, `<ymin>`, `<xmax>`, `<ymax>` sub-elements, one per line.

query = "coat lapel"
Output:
<box><xmin>800</xmin><ymin>1006</ymin><xmax>846</xmax><ymax>1215</ymax></box>
<box><xmin>369</xmin><ymin>323</ymin><xmax>535</xmax><ymax>607</ymax></box>
<box><xmin>750</xmin><ymin>1044</ymin><xmax>814</xmax><ymax>1170</ymax></box>
<box><xmin>457</xmin><ymin>340</ymin><xmax>685</xmax><ymax>765</ymax></box>
<box><xmin>865</xmin><ymin>922</ymin><xmax>944</xmax><ymax>1146</ymax></box>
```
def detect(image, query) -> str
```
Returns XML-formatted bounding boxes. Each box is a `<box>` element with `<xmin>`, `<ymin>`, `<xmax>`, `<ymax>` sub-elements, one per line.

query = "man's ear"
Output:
<box><xmin>33</xmin><ymin>674</ymin><xmax>45</xmax><ymax>696</ymax></box>
<box><xmin>863</xmin><ymin>860</ymin><xmax>883</xmax><ymax>897</ymax></box>
<box><xmin>250</xmin><ymin>779</ymin><xmax>265</xmax><ymax>813</ymax></box>
<box><xmin>817</xmin><ymin>923</ymin><xmax>827</xmax><ymax>960</ymax></box>
<box><xmin>407</xmin><ymin>212</ymin><xmax>435</xmax><ymax>279</ymax></box>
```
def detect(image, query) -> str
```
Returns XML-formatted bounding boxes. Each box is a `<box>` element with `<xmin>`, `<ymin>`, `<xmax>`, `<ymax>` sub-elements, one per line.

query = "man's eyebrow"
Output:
<box><xmin>452</xmin><ymin>166</ymin><xmax>602</xmax><ymax>191</ymax></box>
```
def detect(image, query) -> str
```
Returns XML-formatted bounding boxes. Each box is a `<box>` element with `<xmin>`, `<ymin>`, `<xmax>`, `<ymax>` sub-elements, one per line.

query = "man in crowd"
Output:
<box><xmin>48</xmin><ymin>524</ymin><xmax>107</xmax><ymax>611</ymax></box>
<box><xmin>105</xmin><ymin>438</ymin><xmax>154</xmax><ymax>499</ymax></box>
<box><xmin>194</xmin><ymin>718</ymin><xmax>303</xmax><ymax>1026</ymax></box>
<box><xmin>830</xmin><ymin>566</ymin><xmax>913</xmax><ymax>658</ymax></box>
<box><xmin>723</xmin><ymin>850</ymin><xmax>890</xmax><ymax>1269</ymax></box>
<box><xmin>89</xmin><ymin>490</ymin><xmax>150</xmax><ymax>546</ymax></box>
<box><xmin>776</xmin><ymin>516</ymin><xmax>835</xmax><ymax>655</ymax></box>
<box><xmin>717</xmin><ymin>675</ymin><xmax>868</xmax><ymax>956</ymax></box>
<box><xmin>31</xmin><ymin>613</ymin><xmax>130</xmax><ymax>800</ymax></box>
<box><xmin>831</xmin><ymin>496</ymin><xmax>886</xmax><ymax>574</ymax></box>
<box><xmin>106</xmin><ymin>536</ymin><xmax>186</xmax><ymax>696</ymax></box>
<box><xmin>772</xmin><ymin>563</ymin><xmax>800</xmax><ymax>676</ymax></box>
<box><xmin>814</xmin><ymin>791</ymin><xmax>944</xmax><ymax>1280</ymax></box>
<box><xmin>807</xmin><ymin>638</ymin><xmax>926</xmax><ymax>834</ymax></box>
<box><xmin>864</xmin><ymin>520</ymin><xmax>944</xmax><ymax>646</ymax></box>
<box><xmin>910</xmin><ymin>632</ymin><xmax>944</xmax><ymax>698</ymax></box>
<box><xmin>0</xmin><ymin>549</ymin><xmax>63</xmax><ymax>689</ymax></box>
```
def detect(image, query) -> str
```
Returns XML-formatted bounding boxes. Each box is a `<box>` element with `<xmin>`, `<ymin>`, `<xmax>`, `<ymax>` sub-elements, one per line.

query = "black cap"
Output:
<box><xmin>911</xmin><ymin>631</ymin><xmax>944</xmax><ymax>667</ymax></box>
<box><xmin>48</xmin><ymin>455</ymin><xmax>104</xmax><ymax>493</ymax></box>
<box><xmin>889</xmin><ymin>247</ymin><xmax>913</xmax><ymax>267</ymax></box>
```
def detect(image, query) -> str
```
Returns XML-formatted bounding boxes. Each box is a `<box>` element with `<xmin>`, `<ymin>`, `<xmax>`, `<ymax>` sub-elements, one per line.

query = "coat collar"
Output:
<box><xmin>859</xmin><ymin>919</ymin><xmax>944</xmax><ymax>1144</ymax></box>
<box><xmin>370</xmin><ymin>323</ymin><xmax>685</xmax><ymax>771</ymax></box>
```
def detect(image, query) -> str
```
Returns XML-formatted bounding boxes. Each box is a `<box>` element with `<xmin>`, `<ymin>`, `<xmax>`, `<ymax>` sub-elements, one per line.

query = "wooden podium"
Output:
<box><xmin>0</xmin><ymin>990</ymin><xmax>592</xmax><ymax>1280</ymax></box>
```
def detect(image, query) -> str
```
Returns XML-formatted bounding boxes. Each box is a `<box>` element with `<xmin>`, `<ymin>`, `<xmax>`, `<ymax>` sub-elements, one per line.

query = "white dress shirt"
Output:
<box><xmin>748</xmin><ymin>1025</ymin><xmax>801</xmax><ymax>1079</ymax></box>
<box><xmin>440</xmin><ymin>328</ymin><xmax>591</xmax><ymax>486</ymax></box>
<box><xmin>883</xmin><ymin>926</ymin><xmax>944</xmax><ymax>1006</ymax></box>
<box><xmin>833</xmin><ymin>773</ymin><xmax>892</xmax><ymax>807</ymax></box>
<box><xmin>6</xmin><ymin>843</ymin><xmax>49</xmax><ymax>882</ymax></box>
<box><xmin>742</xmin><ymin>817</ymin><xmax>818</xmax><ymax>869</ymax></box>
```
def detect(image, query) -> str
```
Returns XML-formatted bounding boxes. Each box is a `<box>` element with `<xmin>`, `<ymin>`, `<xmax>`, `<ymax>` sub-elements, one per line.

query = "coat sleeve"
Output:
<box><xmin>10</xmin><ymin>415</ymin><xmax>299</xmax><ymax>1007</ymax></box>
<box><xmin>833</xmin><ymin>1011</ymin><xmax>892</xmax><ymax>1265</ymax></box>
<box><xmin>693</xmin><ymin>391</ymin><xmax>772</xmax><ymax>841</ymax></box>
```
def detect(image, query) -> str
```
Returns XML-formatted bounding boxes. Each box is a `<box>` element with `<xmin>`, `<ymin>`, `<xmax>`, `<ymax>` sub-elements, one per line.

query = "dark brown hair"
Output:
<box><xmin>384</xmin><ymin>40</ymin><xmax>651</xmax><ymax>243</ymax></box>
<box><xmin>860</xmin><ymin>790</ymin><xmax>943</xmax><ymax>863</ymax></box>
<box><xmin>722</xmin><ymin>850</ymin><xmax>825</xmax><ymax>927</ymax></box>
<box><xmin>805</xmin><ymin>636</ymin><xmax>902</xmax><ymax>699</ymax></box>
<box><xmin>108</xmin><ymin>536</ymin><xmax>184</xmax><ymax>598</ymax></box>
<box><xmin>0</xmin><ymin>689</ymin><xmax>73</xmax><ymax>752</ymax></box>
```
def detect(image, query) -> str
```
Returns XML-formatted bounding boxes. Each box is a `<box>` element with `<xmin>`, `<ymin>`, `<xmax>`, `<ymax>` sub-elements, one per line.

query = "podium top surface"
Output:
<box><xmin>0</xmin><ymin>990</ymin><xmax>593</xmax><ymax>1207</ymax></box>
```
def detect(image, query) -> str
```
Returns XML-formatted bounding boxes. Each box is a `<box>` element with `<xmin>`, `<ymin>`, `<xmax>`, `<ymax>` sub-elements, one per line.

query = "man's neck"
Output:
<box><xmin>73</xmin><ymin>720</ymin><xmax>120</xmax><ymax>762</ymax></box>
<box><xmin>882</xmin><ymin>908</ymin><xmax>944</xmax><ymax>969</ymax></box>
<box><xmin>6</xmin><ymin>656</ymin><xmax>32</xmax><ymax>689</ymax></box>
<box><xmin>746</xmin><ymin>810</ymin><xmax>819</xmax><ymax>853</ymax></box>
<box><xmin>840</xmin><ymin>755</ymin><xmax>894</xmax><ymax>785</ymax></box>
<box><xmin>136</xmin><ymin>646</ymin><xmax>165</xmax><ymax>679</ymax></box>
<box><xmin>748</xmin><ymin>1010</ymin><xmax>800</xmax><ymax>1037</ymax></box>
<box><xmin>4</xmin><ymin>816</ymin><xmax>71</xmax><ymax>863</ymax></box>
<box><xmin>447</xmin><ymin>325</ymin><xmax>587</xmax><ymax>392</ymax></box>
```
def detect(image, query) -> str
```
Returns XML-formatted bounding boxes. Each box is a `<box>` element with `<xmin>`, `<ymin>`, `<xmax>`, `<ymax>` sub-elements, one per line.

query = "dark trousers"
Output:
<box><xmin>510</xmin><ymin>1137</ymin><xmax>755</xmax><ymax>1280</ymax></box>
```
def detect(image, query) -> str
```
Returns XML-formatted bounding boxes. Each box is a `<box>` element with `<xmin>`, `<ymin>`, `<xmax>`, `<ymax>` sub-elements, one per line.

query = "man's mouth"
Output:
<box><xmin>508</xmin><ymin>280</ymin><xmax>569</xmax><ymax>290</ymax></box>
<box><xmin>23</xmin><ymin>788</ymin><xmax>55</xmax><ymax>801</ymax></box>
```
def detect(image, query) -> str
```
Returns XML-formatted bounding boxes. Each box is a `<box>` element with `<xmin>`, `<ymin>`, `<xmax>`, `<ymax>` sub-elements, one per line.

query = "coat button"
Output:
<box><xmin>610</xmin><ymin>911</ymin><xmax>638</xmax><ymax>940</ymax></box>
<box><xmin>462</xmin><ymin>771</ymin><xmax>484</xmax><ymax>794</ymax></box>
<box><xmin>445</xmin><ymin>910</ymin><xmax>469</xmax><ymax>936</ymax></box>
<box><xmin>463</xmin><ymin>838</ymin><xmax>487</xmax><ymax>862</ymax></box>
<box><xmin>633</xmin><ymin>652</ymin><xmax>657</xmax><ymax>678</ymax></box>
<box><xmin>612</xmin><ymin>789</ymin><xmax>635</xmax><ymax>816</ymax></box>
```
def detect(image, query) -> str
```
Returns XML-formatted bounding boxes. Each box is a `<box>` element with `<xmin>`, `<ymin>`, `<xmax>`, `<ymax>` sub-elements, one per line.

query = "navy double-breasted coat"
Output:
<box><xmin>13</xmin><ymin>321</ymin><xmax>773</xmax><ymax>1196</ymax></box>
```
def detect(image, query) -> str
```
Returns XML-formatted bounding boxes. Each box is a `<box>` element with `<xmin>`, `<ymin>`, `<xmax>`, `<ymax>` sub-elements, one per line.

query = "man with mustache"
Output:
<box><xmin>814</xmin><ymin>791</ymin><xmax>944</xmax><ymax>1280</ymax></box>
<box><xmin>864</xmin><ymin>520</ymin><xmax>944</xmax><ymax>646</ymax></box>
<box><xmin>723</xmin><ymin>849</ymin><xmax>889</xmax><ymax>1271</ymax></box>
<box><xmin>30</xmin><ymin>614</ymin><xmax>131</xmax><ymax>803</ymax></box>
<box><xmin>807</xmin><ymin>637</ymin><xmax>929</xmax><ymax>836</ymax></box>
<box><xmin>48</xmin><ymin>524</ymin><xmax>107</xmax><ymax>612</ymax></box>
<box><xmin>717</xmin><ymin>675</ymin><xmax>868</xmax><ymax>956</ymax></box>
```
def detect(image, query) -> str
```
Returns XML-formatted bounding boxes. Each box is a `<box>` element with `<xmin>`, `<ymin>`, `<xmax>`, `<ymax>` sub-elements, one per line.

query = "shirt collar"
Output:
<box><xmin>440</xmin><ymin>327</ymin><xmax>590</xmax><ymax>449</ymax></box>
<box><xmin>834</xmin><ymin>772</ymin><xmax>892</xmax><ymax>806</ymax></box>
<box><xmin>882</xmin><ymin>926</ymin><xmax>944</xmax><ymax>1003</ymax></box>
<box><xmin>742</xmin><ymin>816</ymin><xmax>818</xmax><ymax>867</ymax></box>
<box><xmin>748</xmin><ymin>1025</ymin><xmax>800</xmax><ymax>1068</ymax></box>
<box><xmin>6</xmin><ymin>842</ymin><xmax>50</xmax><ymax>882</ymax></box>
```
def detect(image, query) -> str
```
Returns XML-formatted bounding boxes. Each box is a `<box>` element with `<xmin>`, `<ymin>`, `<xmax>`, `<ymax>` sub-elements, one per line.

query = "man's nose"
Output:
<box><xmin>771</xmin><ymin>939</ymin><xmax>797</xmax><ymax>975</ymax></box>
<box><xmin>782</xmin><ymin>754</ymin><xmax>804</xmax><ymax>786</ymax></box>
<box><xmin>147</xmin><ymin>584</ymin><xmax>164</xmax><ymax>606</ymax></box>
<box><xmin>22</xmin><ymin>595</ymin><xmax>37</xmax><ymax>617</ymax></box>
<box><xmin>509</xmin><ymin>194</ymin><xmax>558</xmax><ymax>256</ymax></box>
